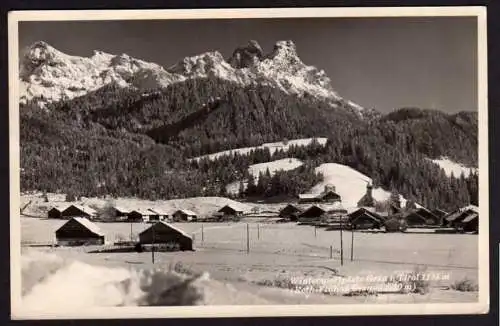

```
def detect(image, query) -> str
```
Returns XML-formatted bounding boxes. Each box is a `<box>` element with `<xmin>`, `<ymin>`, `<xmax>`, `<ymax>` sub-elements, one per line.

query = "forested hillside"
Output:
<box><xmin>20</xmin><ymin>77</ymin><xmax>478</xmax><ymax>211</ymax></box>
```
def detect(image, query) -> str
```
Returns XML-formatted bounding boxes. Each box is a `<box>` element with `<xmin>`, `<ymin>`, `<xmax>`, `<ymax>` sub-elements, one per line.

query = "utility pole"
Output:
<box><xmin>257</xmin><ymin>224</ymin><xmax>260</xmax><ymax>240</ymax></box>
<box><xmin>246</xmin><ymin>223</ymin><xmax>250</xmax><ymax>254</ymax></box>
<box><xmin>340</xmin><ymin>216</ymin><xmax>344</xmax><ymax>266</ymax></box>
<box><xmin>314</xmin><ymin>225</ymin><xmax>317</xmax><ymax>238</ymax></box>
<box><xmin>351</xmin><ymin>229</ymin><xmax>354</xmax><ymax>262</ymax></box>
<box><xmin>130</xmin><ymin>222</ymin><xmax>133</xmax><ymax>242</ymax></box>
<box><xmin>151</xmin><ymin>222</ymin><xmax>155</xmax><ymax>264</ymax></box>
<box><xmin>201</xmin><ymin>224</ymin><xmax>204</xmax><ymax>245</ymax></box>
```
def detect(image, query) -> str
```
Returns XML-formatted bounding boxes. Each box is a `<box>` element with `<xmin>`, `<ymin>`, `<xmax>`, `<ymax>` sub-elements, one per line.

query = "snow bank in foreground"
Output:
<box><xmin>428</xmin><ymin>158</ymin><xmax>478</xmax><ymax>178</ymax></box>
<box><xmin>311</xmin><ymin>163</ymin><xmax>407</xmax><ymax>208</ymax></box>
<box><xmin>191</xmin><ymin>137</ymin><xmax>328</xmax><ymax>161</ymax></box>
<box><xmin>21</xmin><ymin>249</ymin><xmax>206</xmax><ymax>312</ymax></box>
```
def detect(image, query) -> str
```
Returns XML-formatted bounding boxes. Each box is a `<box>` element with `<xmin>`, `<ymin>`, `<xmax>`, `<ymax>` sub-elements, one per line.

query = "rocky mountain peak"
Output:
<box><xmin>228</xmin><ymin>40</ymin><xmax>265</xmax><ymax>69</ymax></box>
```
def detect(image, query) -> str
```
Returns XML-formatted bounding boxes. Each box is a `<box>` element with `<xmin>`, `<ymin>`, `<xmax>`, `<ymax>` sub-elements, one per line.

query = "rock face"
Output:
<box><xmin>19</xmin><ymin>39</ymin><xmax>367</xmax><ymax>115</ymax></box>
<box><xmin>228</xmin><ymin>40</ymin><xmax>264</xmax><ymax>69</ymax></box>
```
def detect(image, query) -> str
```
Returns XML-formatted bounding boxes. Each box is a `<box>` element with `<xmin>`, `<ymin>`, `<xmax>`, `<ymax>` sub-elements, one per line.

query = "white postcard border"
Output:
<box><xmin>8</xmin><ymin>6</ymin><xmax>489</xmax><ymax>319</ymax></box>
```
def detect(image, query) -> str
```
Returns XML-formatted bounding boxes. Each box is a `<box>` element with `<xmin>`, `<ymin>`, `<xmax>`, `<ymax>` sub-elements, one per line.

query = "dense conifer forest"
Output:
<box><xmin>20</xmin><ymin>77</ymin><xmax>478</xmax><ymax>211</ymax></box>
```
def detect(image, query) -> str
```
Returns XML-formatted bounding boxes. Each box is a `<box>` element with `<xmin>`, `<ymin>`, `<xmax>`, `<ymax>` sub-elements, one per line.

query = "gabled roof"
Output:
<box><xmin>174</xmin><ymin>209</ymin><xmax>197</xmax><ymax>216</ymax></box>
<box><xmin>113</xmin><ymin>205</ymin><xmax>131</xmax><ymax>214</ymax></box>
<box><xmin>64</xmin><ymin>204</ymin><xmax>97</xmax><ymax>216</ymax></box>
<box><xmin>348</xmin><ymin>207</ymin><xmax>384</xmax><ymax>221</ymax></box>
<box><xmin>462</xmin><ymin>212</ymin><xmax>478</xmax><ymax>223</ymax></box>
<box><xmin>460</xmin><ymin>205</ymin><xmax>479</xmax><ymax>213</ymax></box>
<box><xmin>148</xmin><ymin>208</ymin><xmax>170</xmax><ymax>215</ymax></box>
<box><xmin>139</xmin><ymin>221</ymin><xmax>192</xmax><ymax>239</ymax></box>
<box><xmin>49</xmin><ymin>204</ymin><xmax>70</xmax><ymax>212</ymax></box>
<box><xmin>218</xmin><ymin>204</ymin><xmax>245</xmax><ymax>213</ymax></box>
<box><xmin>57</xmin><ymin>217</ymin><xmax>105</xmax><ymax>237</ymax></box>
<box><xmin>129</xmin><ymin>208</ymin><xmax>154</xmax><ymax>216</ymax></box>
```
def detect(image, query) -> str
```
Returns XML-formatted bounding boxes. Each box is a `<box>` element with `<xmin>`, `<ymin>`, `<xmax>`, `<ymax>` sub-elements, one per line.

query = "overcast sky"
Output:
<box><xmin>19</xmin><ymin>17</ymin><xmax>478</xmax><ymax>113</ymax></box>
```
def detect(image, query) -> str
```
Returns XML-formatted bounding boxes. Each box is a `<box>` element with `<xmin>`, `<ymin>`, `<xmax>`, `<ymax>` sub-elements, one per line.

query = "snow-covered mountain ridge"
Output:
<box><xmin>19</xmin><ymin>40</ymin><xmax>367</xmax><ymax>115</ymax></box>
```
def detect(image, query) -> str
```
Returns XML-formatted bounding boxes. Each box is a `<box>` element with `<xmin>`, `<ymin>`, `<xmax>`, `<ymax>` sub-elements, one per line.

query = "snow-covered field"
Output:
<box><xmin>226</xmin><ymin>158</ymin><xmax>304</xmax><ymax>194</ymax></box>
<box><xmin>18</xmin><ymin>212</ymin><xmax>479</xmax><ymax>309</ymax></box>
<box><xmin>191</xmin><ymin>138</ymin><xmax>328</xmax><ymax>161</ymax></box>
<box><xmin>428</xmin><ymin>157</ymin><xmax>478</xmax><ymax>178</ymax></box>
<box><xmin>310</xmin><ymin>163</ymin><xmax>407</xmax><ymax>208</ymax></box>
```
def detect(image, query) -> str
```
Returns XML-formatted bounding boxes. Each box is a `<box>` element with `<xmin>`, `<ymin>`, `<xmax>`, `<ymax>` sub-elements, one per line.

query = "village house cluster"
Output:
<box><xmin>279</xmin><ymin>183</ymin><xmax>479</xmax><ymax>233</ymax></box>
<box><xmin>47</xmin><ymin>182</ymin><xmax>478</xmax><ymax>250</ymax></box>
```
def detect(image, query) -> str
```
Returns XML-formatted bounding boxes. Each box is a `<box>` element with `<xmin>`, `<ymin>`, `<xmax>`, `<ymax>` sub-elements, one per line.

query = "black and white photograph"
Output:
<box><xmin>9</xmin><ymin>7</ymin><xmax>488</xmax><ymax>319</ymax></box>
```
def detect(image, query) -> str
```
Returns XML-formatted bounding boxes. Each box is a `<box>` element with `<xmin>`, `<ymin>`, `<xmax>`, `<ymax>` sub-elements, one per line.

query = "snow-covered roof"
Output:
<box><xmin>174</xmin><ymin>209</ymin><xmax>197</xmax><ymax>216</ymax></box>
<box><xmin>219</xmin><ymin>204</ymin><xmax>245</xmax><ymax>213</ymax></box>
<box><xmin>113</xmin><ymin>205</ymin><xmax>131</xmax><ymax>214</ymax></box>
<box><xmin>66</xmin><ymin>204</ymin><xmax>97</xmax><ymax>216</ymax></box>
<box><xmin>460</xmin><ymin>205</ymin><xmax>479</xmax><ymax>213</ymax></box>
<box><xmin>462</xmin><ymin>213</ymin><xmax>478</xmax><ymax>223</ymax></box>
<box><xmin>148</xmin><ymin>208</ymin><xmax>170</xmax><ymax>215</ymax></box>
<box><xmin>130</xmin><ymin>208</ymin><xmax>154</xmax><ymax>215</ymax></box>
<box><xmin>58</xmin><ymin>217</ymin><xmax>105</xmax><ymax>236</ymax></box>
<box><xmin>140</xmin><ymin>221</ymin><xmax>192</xmax><ymax>239</ymax></box>
<box><xmin>49</xmin><ymin>204</ymin><xmax>70</xmax><ymax>212</ymax></box>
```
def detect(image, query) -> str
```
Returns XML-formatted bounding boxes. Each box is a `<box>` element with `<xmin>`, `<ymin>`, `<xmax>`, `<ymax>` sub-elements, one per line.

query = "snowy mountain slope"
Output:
<box><xmin>226</xmin><ymin>158</ymin><xmax>304</xmax><ymax>195</ymax></box>
<box><xmin>248</xmin><ymin>158</ymin><xmax>304</xmax><ymax>179</ymax></box>
<box><xmin>427</xmin><ymin>157</ymin><xmax>478</xmax><ymax>178</ymax></box>
<box><xmin>19</xmin><ymin>40</ymin><xmax>367</xmax><ymax>115</ymax></box>
<box><xmin>19</xmin><ymin>41</ymin><xmax>183</xmax><ymax>105</ymax></box>
<box><xmin>191</xmin><ymin>137</ymin><xmax>328</xmax><ymax>162</ymax></box>
<box><xmin>310</xmin><ymin>163</ymin><xmax>407</xmax><ymax>208</ymax></box>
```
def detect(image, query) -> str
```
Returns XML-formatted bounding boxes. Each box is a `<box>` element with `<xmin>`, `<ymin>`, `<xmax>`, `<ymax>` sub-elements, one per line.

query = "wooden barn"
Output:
<box><xmin>298</xmin><ymin>185</ymin><xmax>341</xmax><ymax>204</ymax></box>
<box><xmin>298</xmin><ymin>205</ymin><xmax>326</xmax><ymax>221</ymax></box>
<box><xmin>461</xmin><ymin>212</ymin><xmax>479</xmax><ymax>233</ymax></box>
<box><xmin>61</xmin><ymin>204</ymin><xmax>97</xmax><ymax>220</ymax></box>
<box><xmin>445</xmin><ymin>205</ymin><xmax>479</xmax><ymax>233</ymax></box>
<box><xmin>404</xmin><ymin>206</ymin><xmax>441</xmax><ymax>226</ymax></box>
<box><xmin>47</xmin><ymin>205</ymin><xmax>68</xmax><ymax>219</ymax></box>
<box><xmin>172</xmin><ymin>209</ymin><xmax>198</xmax><ymax>222</ymax></box>
<box><xmin>112</xmin><ymin>206</ymin><xmax>131</xmax><ymax>219</ymax></box>
<box><xmin>147</xmin><ymin>208</ymin><xmax>170</xmax><ymax>222</ymax></box>
<box><xmin>139</xmin><ymin>221</ymin><xmax>193</xmax><ymax>251</ymax></box>
<box><xmin>218</xmin><ymin>204</ymin><xmax>245</xmax><ymax>218</ymax></box>
<box><xmin>347</xmin><ymin>207</ymin><xmax>384</xmax><ymax>230</ymax></box>
<box><xmin>127</xmin><ymin>209</ymin><xmax>154</xmax><ymax>222</ymax></box>
<box><xmin>279</xmin><ymin>204</ymin><xmax>303</xmax><ymax>221</ymax></box>
<box><xmin>55</xmin><ymin>217</ymin><xmax>105</xmax><ymax>246</ymax></box>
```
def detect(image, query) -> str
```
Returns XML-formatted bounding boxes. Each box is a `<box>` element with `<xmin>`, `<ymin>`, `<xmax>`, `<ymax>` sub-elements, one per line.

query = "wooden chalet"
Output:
<box><xmin>147</xmin><ymin>208</ymin><xmax>170</xmax><ymax>222</ymax></box>
<box><xmin>347</xmin><ymin>207</ymin><xmax>384</xmax><ymax>230</ymax></box>
<box><xmin>218</xmin><ymin>204</ymin><xmax>245</xmax><ymax>218</ymax></box>
<box><xmin>55</xmin><ymin>217</ymin><xmax>105</xmax><ymax>246</ymax></box>
<box><xmin>404</xmin><ymin>205</ymin><xmax>441</xmax><ymax>226</ymax></box>
<box><xmin>298</xmin><ymin>203</ymin><xmax>347</xmax><ymax>223</ymax></box>
<box><xmin>298</xmin><ymin>185</ymin><xmax>341</xmax><ymax>204</ymax></box>
<box><xmin>172</xmin><ymin>209</ymin><xmax>198</xmax><ymax>222</ymax></box>
<box><xmin>112</xmin><ymin>206</ymin><xmax>131</xmax><ymax>219</ymax></box>
<box><xmin>279</xmin><ymin>204</ymin><xmax>303</xmax><ymax>221</ymax></box>
<box><xmin>61</xmin><ymin>204</ymin><xmax>97</xmax><ymax>220</ymax></box>
<box><xmin>47</xmin><ymin>205</ymin><xmax>69</xmax><ymax>219</ymax></box>
<box><xmin>127</xmin><ymin>209</ymin><xmax>154</xmax><ymax>222</ymax></box>
<box><xmin>445</xmin><ymin>205</ymin><xmax>479</xmax><ymax>233</ymax></box>
<box><xmin>139</xmin><ymin>221</ymin><xmax>193</xmax><ymax>251</ymax></box>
